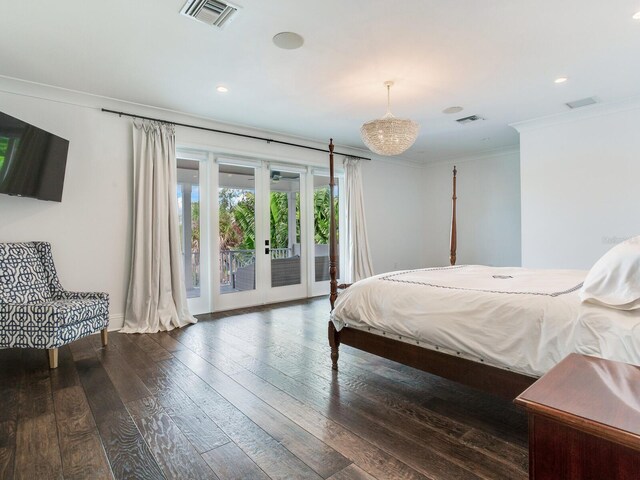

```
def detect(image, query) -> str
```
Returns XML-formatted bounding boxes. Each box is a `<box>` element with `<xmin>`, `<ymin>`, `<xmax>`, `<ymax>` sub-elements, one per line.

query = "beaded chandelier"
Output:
<box><xmin>360</xmin><ymin>81</ymin><xmax>419</xmax><ymax>156</ymax></box>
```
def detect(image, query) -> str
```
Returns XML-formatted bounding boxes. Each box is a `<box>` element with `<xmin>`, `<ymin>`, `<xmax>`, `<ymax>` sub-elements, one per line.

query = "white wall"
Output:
<box><xmin>515</xmin><ymin>101</ymin><xmax>640</xmax><ymax>269</ymax></box>
<box><xmin>0</xmin><ymin>89</ymin><xmax>133</xmax><ymax>329</ymax></box>
<box><xmin>0</xmin><ymin>77</ymin><xmax>425</xmax><ymax>328</ymax></box>
<box><xmin>422</xmin><ymin>150</ymin><xmax>522</xmax><ymax>267</ymax></box>
<box><xmin>360</xmin><ymin>159</ymin><xmax>426</xmax><ymax>273</ymax></box>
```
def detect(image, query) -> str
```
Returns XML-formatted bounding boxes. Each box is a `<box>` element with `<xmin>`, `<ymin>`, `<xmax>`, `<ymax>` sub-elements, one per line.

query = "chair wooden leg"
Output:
<box><xmin>48</xmin><ymin>348</ymin><xmax>59</xmax><ymax>369</ymax></box>
<box><xmin>101</xmin><ymin>328</ymin><xmax>108</xmax><ymax>347</ymax></box>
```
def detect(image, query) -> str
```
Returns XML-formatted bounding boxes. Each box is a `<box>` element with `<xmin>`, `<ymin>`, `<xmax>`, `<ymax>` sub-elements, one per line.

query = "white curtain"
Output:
<box><xmin>122</xmin><ymin>121</ymin><xmax>197</xmax><ymax>333</ymax></box>
<box><xmin>343</xmin><ymin>157</ymin><xmax>375</xmax><ymax>283</ymax></box>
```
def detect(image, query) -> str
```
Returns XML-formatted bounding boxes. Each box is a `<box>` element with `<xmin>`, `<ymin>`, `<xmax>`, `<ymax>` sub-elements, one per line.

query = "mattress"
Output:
<box><xmin>331</xmin><ymin>265</ymin><xmax>587</xmax><ymax>377</ymax></box>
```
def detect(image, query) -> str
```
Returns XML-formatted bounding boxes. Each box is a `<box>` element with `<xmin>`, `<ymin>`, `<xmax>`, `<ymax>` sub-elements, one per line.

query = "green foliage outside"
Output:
<box><xmin>269</xmin><ymin>191</ymin><xmax>292</xmax><ymax>249</ymax></box>
<box><xmin>313</xmin><ymin>187</ymin><xmax>339</xmax><ymax>244</ymax></box>
<box><xmin>191</xmin><ymin>201</ymin><xmax>200</xmax><ymax>253</ymax></box>
<box><xmin>218</xmin><ymin>188</ymin><xmax>252</xmax><ymax>250</ymax></box>
<box><xmin>218</xmin><ymin>187</ymin><xmax>338</xmax><ymax>252</ymax></box>
<box><xmin>0</xmin><ymin>137</ymin><xmax>8</xmax><ymax>170</ymax></box>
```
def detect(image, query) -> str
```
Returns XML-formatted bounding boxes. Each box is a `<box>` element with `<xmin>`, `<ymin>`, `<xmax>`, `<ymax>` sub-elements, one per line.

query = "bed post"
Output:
<box><xmin>328</xmin><ymin>139</ymin><xmax>340</xmax><ymax>370</ymax></box>
<box><xmin>450</xmin><ymin>166</ymin><xmax>457</xmax><ymax>266</ymax></box>
<box><xmin>329</xmin><ymin>321</ymin><xmax>340</xmax><ymax>371</ymax></box>
<box><xmin>329</xmin><ymin>139</ymin><xmax>338</xmax><ymax>311</ymax></box>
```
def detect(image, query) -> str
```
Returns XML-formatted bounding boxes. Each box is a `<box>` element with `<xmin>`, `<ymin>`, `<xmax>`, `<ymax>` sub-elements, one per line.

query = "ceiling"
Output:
<box><xmin>2</xmin><ymin>0</ymin><xmax>640</xmax><ymax>162</ymax></box>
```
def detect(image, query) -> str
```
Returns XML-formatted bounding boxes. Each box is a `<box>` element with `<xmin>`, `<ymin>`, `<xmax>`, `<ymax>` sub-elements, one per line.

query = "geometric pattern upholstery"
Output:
<box><xmin>0</xmin><ymin>242</ymin><xmax>109</xmax><ymax>349</ymax></box>
<box><xmin>0</xmin><ymin>243</ymin><xmax>52</xmax><ymax>304</ymax></box>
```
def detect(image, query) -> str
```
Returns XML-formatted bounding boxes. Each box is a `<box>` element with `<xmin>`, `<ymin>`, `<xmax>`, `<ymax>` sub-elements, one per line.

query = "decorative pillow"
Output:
<box><xmin>0</xmin><ymin>243</ymin><xmax>52</xmax><ymax>304</ymax></box>
<box><xmin>580</xmin><ymin>236</ymin><xmax>640</xmax><ymax>310</ymax></box>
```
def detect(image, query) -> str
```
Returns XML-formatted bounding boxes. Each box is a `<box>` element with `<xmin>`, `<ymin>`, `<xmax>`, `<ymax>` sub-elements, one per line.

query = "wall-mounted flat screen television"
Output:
<box><xmin>0</xmin><ymin>111</ymin><xmax>69</xmax><ymax>202</ymax></box>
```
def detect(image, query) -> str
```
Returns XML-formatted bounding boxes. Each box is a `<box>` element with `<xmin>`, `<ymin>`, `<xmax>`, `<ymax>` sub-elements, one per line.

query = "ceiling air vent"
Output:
<box><xmin>181</xmin><ymin>0</ymin><xmax>239</xmax><ymax>28</ymax></box>
<box><xmin>456</xmin><ymin>115</ymin><xmax>485</xmax><ymax>125</ymax></box>
<box><xmin>565</xmin><ymin>97</ymin><xmax>598</xmax><ymax>109</ymax></box>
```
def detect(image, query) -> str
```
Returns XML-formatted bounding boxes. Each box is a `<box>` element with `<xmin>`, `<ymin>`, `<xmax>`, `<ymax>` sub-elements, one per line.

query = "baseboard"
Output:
<box><xmin>107</xmin><ymin>314</ymin><xmax>124</xmax><ymax>331</ymax></box>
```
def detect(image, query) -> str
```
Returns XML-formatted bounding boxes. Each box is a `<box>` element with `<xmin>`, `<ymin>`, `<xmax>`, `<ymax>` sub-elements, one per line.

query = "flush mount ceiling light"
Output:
<box><xmin>273</xmin><ymin>32</ymin><xmax>304</xmax><ymax>50</ymax></box>
<box><xmin>360</xmin><ymin>81</ymin><xmax>419</xmax><ymax>156</ymax></box>
<box><xmin>633</xmin><ymin>11</ymin><xmax>640</xmax><ymax>20</ymax></box>
<box><xmin>554</xmin><ymin>77</ymin><xmax>569</xmax><ymax>84</ymax></box>
<box><xmin>216</xmin><ymin>85</ymin><xmax>229</xmax><ymax>93</ymax></box>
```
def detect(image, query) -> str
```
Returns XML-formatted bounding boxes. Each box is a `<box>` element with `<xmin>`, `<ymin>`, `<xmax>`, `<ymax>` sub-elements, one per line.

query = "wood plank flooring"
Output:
<box><xmin>0</xmin><ymin>297</ymin><xmax>528</xmax><ymax>479</ymax></box>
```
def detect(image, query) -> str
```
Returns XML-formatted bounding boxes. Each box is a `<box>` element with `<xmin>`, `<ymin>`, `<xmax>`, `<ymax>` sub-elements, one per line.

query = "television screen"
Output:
<box><xmin>0</xmin><ymin>111</ymin><xmax>69</xmax><ymax>202</ymax></box>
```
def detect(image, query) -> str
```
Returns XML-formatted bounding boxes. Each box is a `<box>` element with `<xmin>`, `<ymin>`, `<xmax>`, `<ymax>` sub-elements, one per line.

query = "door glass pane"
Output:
<box><xmin>177</xmin><ymin>159</ymin><xmax>201</xmax><ymax>298</ymax></box>
<box><xmin>270</xmin><ymin>169</ymin><xmax>302</xmax><ymax>287</ymax></box>
<box><xmin>219</xmin><ymin>164</ymin><xmax>256</xmax><ymax>294</ymax></box>
<box><xmin>313</xmin><ymin>174</ymin><xmax>338</xmax><ymax>282</ymax></box>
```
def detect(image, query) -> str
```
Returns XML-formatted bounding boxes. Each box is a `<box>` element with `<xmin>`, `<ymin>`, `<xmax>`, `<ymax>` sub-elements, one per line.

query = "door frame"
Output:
<box><xmin>178</xmin><ymin>149</ymin><xmax>212</xmax><ymax>316</ymax></box>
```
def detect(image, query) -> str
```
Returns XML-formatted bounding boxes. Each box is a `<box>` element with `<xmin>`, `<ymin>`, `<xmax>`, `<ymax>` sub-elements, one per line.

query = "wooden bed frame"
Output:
<box><xmin>327</xmin><ymin>140</ymin><xmax>536</xmax><ymax>399</ymax></box>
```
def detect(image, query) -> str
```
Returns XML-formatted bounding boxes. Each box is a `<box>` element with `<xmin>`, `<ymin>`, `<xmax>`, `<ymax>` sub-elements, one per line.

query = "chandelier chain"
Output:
<box><xmin>387</xmin><ymin>83</ymin><xmax>391</xmax><ymax>115</ymax></box>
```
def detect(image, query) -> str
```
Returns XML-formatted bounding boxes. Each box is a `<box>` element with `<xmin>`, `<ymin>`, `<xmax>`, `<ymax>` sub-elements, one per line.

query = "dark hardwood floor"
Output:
<box><xmin>0</xmin><ymin>297</ymin><xmax>528</xmax><ymax>479</ymax></box>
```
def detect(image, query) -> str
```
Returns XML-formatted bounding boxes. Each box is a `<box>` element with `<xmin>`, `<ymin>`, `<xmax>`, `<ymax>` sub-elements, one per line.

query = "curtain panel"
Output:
<box><xmin>122</xmin><ymin>120</ymin><xmax>196</xmax><ymax>333</ymax></box>
<box><xmin>343</xmin><ymin>157</ymin><xmax>374</xmax><ymax>283</ymax></box>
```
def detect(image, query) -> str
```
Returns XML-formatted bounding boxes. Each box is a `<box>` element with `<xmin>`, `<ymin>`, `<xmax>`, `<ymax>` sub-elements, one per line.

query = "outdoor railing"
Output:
<box><xmin>191</xmin><ymin>252</ymin><xmax>200</xmax><ymax>286</ymax></box>
<box><xmin>270</xmin><ymin>248</ymin><xmax>291</xmax><ymax>259</ymax></box>
<box><xmin>219</xmin><ymin>248</ymin><xmax>294</xmax><ymax>286</ymax></box>
<box><xmin>220</xmin><ymin>249</ymin><xmax>256</xmax><ymax>287</ymax></box>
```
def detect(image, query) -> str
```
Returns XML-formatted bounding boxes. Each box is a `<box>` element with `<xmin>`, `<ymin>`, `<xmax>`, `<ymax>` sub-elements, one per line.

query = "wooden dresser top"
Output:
<box><xmin>515</xmin><ymin>353</ymin><xmax>640</xmax><ymax>451</ymax></box>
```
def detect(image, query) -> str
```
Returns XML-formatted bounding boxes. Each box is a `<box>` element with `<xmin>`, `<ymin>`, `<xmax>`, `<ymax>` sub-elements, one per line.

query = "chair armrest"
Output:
<box><xmin>1</xmin><ymin>297</ymin><xmax>109</xmax><ymax>319</ymax></box>
<box><xmin>0</xmin><ymin>301</ymin><xmax>59</xmax><ymax>318</ymax></box>
<box><xmin>55</xmin><ymin>291</ymin><xmax>109</xmax><ymax>302</ymax></box>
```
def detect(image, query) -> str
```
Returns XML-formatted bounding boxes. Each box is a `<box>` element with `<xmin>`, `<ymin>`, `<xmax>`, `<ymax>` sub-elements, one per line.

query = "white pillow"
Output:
<box><xmin>580</xmin><ymin>236</ymin><xmax>640</xmax><ymax>310</ymax></box>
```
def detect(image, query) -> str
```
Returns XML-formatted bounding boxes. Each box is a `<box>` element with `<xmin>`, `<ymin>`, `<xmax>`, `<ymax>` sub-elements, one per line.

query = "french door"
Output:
<box><xmin>208</xmin><ymin>159</ymin><xmax>304</xmax><ymax>311</ymax></box>
<box><xmin>179</xmin><ymin>151</ymin><xmax>343</xmax><ymax>314</ymax></box>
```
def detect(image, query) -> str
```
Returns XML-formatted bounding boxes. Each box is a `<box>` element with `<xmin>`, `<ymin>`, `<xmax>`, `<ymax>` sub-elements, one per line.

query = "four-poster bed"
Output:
<box><xmin>326</xmin><ymin>137</ymin><xmax>640</xmax><ymax>404</ymax></box>
<box><xmin>327</xmin><ymin>139</ymin><xmax>541</xmax><ymax>399</ymax></box>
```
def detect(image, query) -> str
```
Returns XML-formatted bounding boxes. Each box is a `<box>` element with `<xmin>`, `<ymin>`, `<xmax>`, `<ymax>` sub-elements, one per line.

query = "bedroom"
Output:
<box><xmin>1</xmin><ymin>1</ymin><xmax>640</xmax><ymax>479</ymax></box>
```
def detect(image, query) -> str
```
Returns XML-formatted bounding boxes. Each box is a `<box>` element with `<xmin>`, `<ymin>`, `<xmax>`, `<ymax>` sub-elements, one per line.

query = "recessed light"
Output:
<box><xmin>273</xmin><ymin>32</ymin><xmax>304</xmax><ymax>50</ymax></box>
<box><xmin>554</xmin><ymin>77</ymin><xmax>568</xmax><ymax>84</ymax></box>
<box><xmin>443</xmin><ymin>106</ymin><xmax>464</xmax><ymax>114</ymax></box>
<box><xmin>634</xmin><ymin>11</ymin><xmax>640</xmax><ymax>20</ymax></box>
<box><xmin>216</xmin><ymin>85</ymin><xmax>229</xmax><ymax>93</ymax></box>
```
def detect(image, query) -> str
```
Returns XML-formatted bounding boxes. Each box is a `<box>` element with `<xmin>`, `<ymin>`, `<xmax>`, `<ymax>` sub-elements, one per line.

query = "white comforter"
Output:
<box><xmin>331</xmin><ymin>265</ymin><xmax>587</xmax><ymax>377</ymax></box>
<box><xmin>573</xmin><ymin>303</ymin><xmax>640</xmax><ymax>365</ymax></box>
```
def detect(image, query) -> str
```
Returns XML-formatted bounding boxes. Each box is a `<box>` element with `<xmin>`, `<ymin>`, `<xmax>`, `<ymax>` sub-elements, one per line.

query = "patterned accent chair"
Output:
<box><xmin>0</xmin><ymin>242</ymin><xmax>109</xmax><ymax>368</ymax></box>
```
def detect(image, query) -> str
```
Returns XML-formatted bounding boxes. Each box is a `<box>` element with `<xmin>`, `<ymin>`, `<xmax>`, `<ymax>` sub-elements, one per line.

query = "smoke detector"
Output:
<box><xmin>273</xmin><ymin>32</ymin><xmax>304</xmax><ymax>50</ymax></box>
<box><xmin>181</xmin><ymin>0</ymin><xmax>239</xmax><ymax>28</ymax></box>
<box><xmin>443</xmin><ymin>106</ymin><xmax>464</xmax><ymax>114</ymax></box>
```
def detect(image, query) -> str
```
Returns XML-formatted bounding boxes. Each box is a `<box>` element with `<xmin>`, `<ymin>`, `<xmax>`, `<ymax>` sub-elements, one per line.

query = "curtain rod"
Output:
<box><xmin>101</xmin><ymin>108</ymin><xmax>372</xmax><ymax>161</ymax></box>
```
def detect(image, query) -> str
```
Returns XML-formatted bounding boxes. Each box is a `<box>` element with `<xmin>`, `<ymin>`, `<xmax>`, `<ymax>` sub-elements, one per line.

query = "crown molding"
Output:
<box><xmin>0</xmin><ymin>74</ymin><xmax>425</xmax><ymax>167</ymax></box>
<box><xmin>363</xmin><ymin>152</ymin><xmax>426</xmax><ymax>168</ymax></box>
<box><xmin>423</xmin><ymin>145</ymin><xmax>520</xmax><ymax>167</ymax></box>
<box><xmin>511</xmin><ymin>95</ymin><xmax>640</xmax><ymax>133</ymax></box>
<box><xmin>0</xmin><ymin>75</ymin><xmax>438</xmax><ymax>171</ymax></box>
